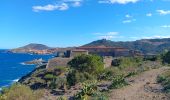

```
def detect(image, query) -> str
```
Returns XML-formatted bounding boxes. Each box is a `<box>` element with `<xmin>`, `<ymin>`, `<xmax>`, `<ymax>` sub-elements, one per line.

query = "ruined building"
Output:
<box><xmin>77</xmin><ymin>46</ymin><xmax>131</xmax><ymax>57</ymax></box>
<box><xmin>46</xmin><ymin>46</ymin><xmax>142</xmax><ymax>69</ymax></box>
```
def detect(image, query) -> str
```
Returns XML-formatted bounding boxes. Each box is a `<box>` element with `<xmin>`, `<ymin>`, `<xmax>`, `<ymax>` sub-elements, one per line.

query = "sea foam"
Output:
<box><xmin>12</xmin><ymin>78</ymin><xmax>19</xmax><ymax>83</ymax></box>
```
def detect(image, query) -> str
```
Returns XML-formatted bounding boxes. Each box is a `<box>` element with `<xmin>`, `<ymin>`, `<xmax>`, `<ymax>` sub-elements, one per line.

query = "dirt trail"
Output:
<box><xmin>109</xmin><ymin>67</ymin><xmax>170</xmax><ymax>100</ymax></box>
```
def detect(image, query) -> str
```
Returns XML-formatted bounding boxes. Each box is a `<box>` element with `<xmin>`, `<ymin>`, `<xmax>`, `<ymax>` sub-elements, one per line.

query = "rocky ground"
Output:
<box><xmin>39</xmin><ymin>67</ymin><xmax>170</xmax><ymax>100</ymax></box>
<box><xmin>109</xmin><ymin>67</ymin><xmax>170</xmax><ymax>100</ymax></box>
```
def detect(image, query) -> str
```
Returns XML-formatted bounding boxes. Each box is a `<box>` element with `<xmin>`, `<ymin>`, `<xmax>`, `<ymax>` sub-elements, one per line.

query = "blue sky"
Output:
<box><xmin>1</xmin><ymin>0</ymin><xmax>170</xmax><ymax>48</ymax></box>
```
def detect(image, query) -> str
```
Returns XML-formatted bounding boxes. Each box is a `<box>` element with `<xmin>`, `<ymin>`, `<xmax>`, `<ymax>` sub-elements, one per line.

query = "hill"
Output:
<box><xmin>83</xmin><ymin>38</ymin><xmax>170</xmax><ymax>54</ymax></box>
<box><xmin>19</xmin><ymin>43</ymin><xmax>51</xmax><ymax>50</ymax></box>
<box><xmin>10</xmin><ymin>38</ymin><xmax>170</xmax><ymax>54</ymax></box>
<box><xmin>11</xmin><ymin>43</ymin><xmax>51</xmax><ymax>53</ymax></box>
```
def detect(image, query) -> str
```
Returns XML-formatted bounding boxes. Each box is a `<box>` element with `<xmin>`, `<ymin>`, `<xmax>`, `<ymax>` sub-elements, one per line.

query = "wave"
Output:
<box><xmin>20</xmin><ymin>62</ymin><xmax>35</xmax><ymax>66</ymax></box>
<box><xmin>0</xmin><ymin>85</ymin><xmax>9</xmax><ymax>91</ymax></box>
<box><xmin>0</xmin><ymin>79</ymin><xmax>19</xmax><ymax>91</ymax></box>
<box><xmin>12</xmin><ymin>78</ymin><xmax>19</xmax><ymax>83</ymax></box>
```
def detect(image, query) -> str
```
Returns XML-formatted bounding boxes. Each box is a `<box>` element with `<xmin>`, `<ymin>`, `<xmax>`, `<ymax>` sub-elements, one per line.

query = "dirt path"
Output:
<box><xmin>109</xmin><ymin>67</ymin><xmax>170</xmax><ymax>100</ymax></box>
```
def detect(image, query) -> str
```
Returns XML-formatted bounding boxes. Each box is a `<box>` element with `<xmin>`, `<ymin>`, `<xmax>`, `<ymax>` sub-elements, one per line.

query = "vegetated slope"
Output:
<box><xmin>15</xmin><ymin>43</ymin><xmax>51</xmax><ymax>50</ymax></box>
<box><xmin>83</xmin><ymin>38</ymin><xmax>170</xmax><ymax>54</ymax></box>
<box><xmin>11</xmin><ymin>43</ymin><xmax>51</xmax><ymax>53</ymax></box>
<box><xmin>109</xmin><ymin>67</ymin><xmax>170</xmax><ymax>100</ymax></box>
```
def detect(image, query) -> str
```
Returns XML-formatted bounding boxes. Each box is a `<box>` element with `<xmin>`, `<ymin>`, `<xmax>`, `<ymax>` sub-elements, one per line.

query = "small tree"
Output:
<box><xmin>68</xmin><ymin>54</ymin><xmax>104</xmax><ymax>75</ymax></box>
<box><xmin>67</xmin><ymin>54</ymin><xmax>104</xmax><ymax>86</ymax></box>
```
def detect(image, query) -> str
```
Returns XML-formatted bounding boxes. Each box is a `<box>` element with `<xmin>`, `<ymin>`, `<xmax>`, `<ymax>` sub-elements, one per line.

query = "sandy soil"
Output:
<box><xmin>109</xmin><ymin>67</ymin><xmax>170</xmax><ymax>100</ymax></box>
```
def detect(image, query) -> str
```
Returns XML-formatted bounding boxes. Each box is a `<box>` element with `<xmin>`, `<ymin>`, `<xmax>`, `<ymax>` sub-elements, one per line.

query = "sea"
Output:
<box><xmin>0</xmin><ymin>50</ymin><xmax>54</xmax><ymax>90</ymax></box>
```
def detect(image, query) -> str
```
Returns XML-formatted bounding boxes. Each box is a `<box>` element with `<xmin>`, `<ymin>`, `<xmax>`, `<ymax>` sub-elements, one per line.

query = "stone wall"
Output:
<box><xmin>103</xmin><ymin>56</ymin><xmax>113</xmax><ymax>68</ymax></box>
<box><xmin>46</xmin><ymin>57</ymin><xmax>72</xmax><ymax>69</ymax></box>
<box><xmin>47</xmin><ymin>56</ymin><xmax>113</xmax><ymax>69</ymax></box>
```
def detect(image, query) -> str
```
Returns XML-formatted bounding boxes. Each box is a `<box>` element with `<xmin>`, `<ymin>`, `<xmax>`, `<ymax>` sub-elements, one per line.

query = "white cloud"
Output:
<box><xmin>161</xmin><ymin>25</ymin><xmax>170</xmax><ymax>28</ymax></box>
<box><xmin>72</xmin><ymin>1</ymin><xmax>81</xmax><ymax>7</ymax></box>
<box><xmin>142</xmin><ymin>35</ymin><xmax>170</xmax><ymax>39</ymax></box>
<box><xmin>157</xmin><ymin>10</ymin><xmax>170</xmax><ymax>15</ymax></box>
<box><xmin>146</xmin><ymin>13</ymin><xmax>152</xmax><ymax>17</ymax></box>
<box><xmin>122</xmin><ymin>20</ymin><xmax>132</xmax><ymax>23</ymax></box>
<box><xmin>94</xmin><ymin>32</ymin><xmax>120</xmax><ymax>40</ymax></box>
<box><xmin>33</xmin><ymin>3</ymin><xmax>69</xmax><ymax>12</ymax></box>
<box><xmin>33</xmin><ymin>0</ymin><xmax>83</xmax><ymax>12</ymax></box>
<box><xmin>98</xmin><ymin>0</ymin><xmax>139</xmax><ymax>4</ymax></box>
<box><xmin>130</xmin><ymin>35</ymin><xmax>170</xmax><ymax>40</ymax></box>
<box><xmin>123</xmin><ymin>14</ymin><xmax>136</xmax><ymax>24</ymax></box>
<box><xmin>122</xmin><ymin>19</ymin><xmax>136</xmax><ymax>23</ymax></box>
<box><xmin>125</xmin><ymin>14</ymin><xmax>132</xmax><ymax>18</ymax></box>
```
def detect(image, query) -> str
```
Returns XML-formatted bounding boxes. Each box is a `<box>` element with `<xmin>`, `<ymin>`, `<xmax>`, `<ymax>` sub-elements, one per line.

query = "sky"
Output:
<box><xmin>1</xmin><ymin>0</ymin><xmax>170</xmax><ymax>48</ymax></box>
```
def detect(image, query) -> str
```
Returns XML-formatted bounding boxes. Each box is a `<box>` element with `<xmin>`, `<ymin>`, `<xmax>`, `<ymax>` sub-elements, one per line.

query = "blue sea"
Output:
<box><xmin>0</xmin><ymin>50</ymin><xmax>53</xmax><ymax>90</ymax></box>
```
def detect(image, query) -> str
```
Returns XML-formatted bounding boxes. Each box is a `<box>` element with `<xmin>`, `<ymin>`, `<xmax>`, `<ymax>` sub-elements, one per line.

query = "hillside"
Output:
<box><xmin>11</xmin><ymin>43</ymin><xmax>51</xmax><ymax>53</ymax></box>
<box><xmin>83</xmin><ymin>38</ymin><xmax>170</xmax><ymax>54</ymax></box>
<box><xmin>10</xmin><ymin>38</ymin><xmax>170</xmax><ymax>54</ymax></box>
<box><xmin>2</xmin><ymin>50</ymin><xmax>170</xmax><ymax>100</ymax></box>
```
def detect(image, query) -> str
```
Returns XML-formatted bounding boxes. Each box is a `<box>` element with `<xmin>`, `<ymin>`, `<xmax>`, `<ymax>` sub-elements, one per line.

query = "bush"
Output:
<box><xmin>125</xmin><ymin>72</ymin><xmax>137</xmax><ymax>78</ymax></box>
<box><xmin>68</xmin><ymin>54</ymin><xmax>104</xmax><ymax>75</ymax></box>
<box><xmin>67</xmin><ymin>70</ymin><xmax>95</xmax><ymax>86</ymax></box>
<box><xmin>44</xmin><ymin>74</ymin><xmax>56</xmax><ymax>80</ymax></box>
<box><xmin>144</xmin><ymin>56</ymin><xmax>158</xmax><ymax>61</ymax></box>
<box><xmin>161</xmin><ymin>51</ymin><xmax>170</xmax><ymax>64</ymax></box>
<box><xmin>55</xmin><ymin>77</ymin><xmax>67</xmax><ymax>89</ymax></box>
<box><xmin>112</xmin><ymin>59</ymin><xmax>121</xmax><ymax>66</ymax></box>
<box><xmin>73</xmin><ymin>81</ymin><xmax>97</xmax><ymax>100</ymax></box>
<box><xmin>118</xmin><ymin>57</ymin><xmax>142</xmax><ymax>69</ymax></box>
<box><xmin>47</xmin><ymin>66</ymin><xmax>67</xmax><ymax>76</ymax></box>
<box><xmin>57</xmin><ymin>96</ymin><xmax>67</xmax><ymax>100</ymax></box>
<box><xmin>67</xmin><ymin>54</ymin><xmax>104</xmax><ymax>86</ymax></box>
<box><xmin>157</xmin><ymin>75</ymin><xmax>166</xmax><ymax>83</ymax></box>
<box><xmin>73</xmin><ymin>80</ymin><xmax>109</xmax><ymax>100</ymax></box>
<box><xmin>109</xmin><ymin>75</ymin><xmax>128</xmax><ymax>89</ymax></box>
<box><xmin>92</xmin><ymin>92</ymin><xmax>109</xmax><ymax>100</ymax></box>
<box><xmin>157</xmin><ymin>70</ymin><xmax>170</xmax><ymax>92</ymax></box>
<box><xmin>98</xmin><ymin>68</ymin><xmax>121</xmax><ymax>81</ymax></box>
<box><xmin>0</xmin><ymin>83</ymin><xmax>44</xmax><ymax>100</ymax></box>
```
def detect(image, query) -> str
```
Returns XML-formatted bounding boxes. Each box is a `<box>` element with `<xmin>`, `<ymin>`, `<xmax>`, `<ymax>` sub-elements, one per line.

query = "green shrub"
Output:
<box><xmin>73</xmin><ymin>81</ymin><xmax>97</xmax><ymax>100</ymax></box>
<box><xmin>98</xmin><ymin>68</ymin><xmax>121</xmax><ymax>81</ymax></box>
<box><xmin>118</xmin><ymin>57</ymin><xmax>142</xmax><ymax>69</ymax></box>
<box><xmin>44</xmin><ymin>74</ymin><xmax>56</xmax><ymax>80</ymax></box>
<box><xmin>157</xmin><ymin>75</ymin><xmax>166</xmax><ymax>83</ymax></box>
<box><xmin>161</xmin><ymin>51</ymin><xmax>170</xmax><ymax>64</ymax></box>
<box><xmin>67</xmin><ymin>70</ymin><xmax>77</xmax><ymax>86</ymax></box>
<box><xmin>109</xmin><ymin>75</ymin><xmax>128</xmax><ymax>89</ymax></box>
<box><xmin>157</xmin><ymin>70</ymin><xmax>170</xmax><ymax>92</ymax></box>
<box><xmin>68</xmin><ymin>54</ymin><xmax>104</xmax><ymax>75</ymax></box>
<box><xmin>67</xmin><ymin>70</ymin><xmax>95</xmax><ymax>86</ymax></box>
<box><xmin>125</xmin><ymin>72</ymin><xmax>137</xmax><ymax>78</ymax></box>
<box><xmin>67</xmin><ymin>55</ymin><xmax>103</xmax><ymax>86</ymax></box>
<box><xmin>112</xmin><ymin>59</ymin><xmax>121</xmax><ymax>66</ymax></box>
<box><xmin>57</xmin><ymin>96</ymin><xmax>67</xmax><ymax>100</ymax></box>
<box><xmin>144</xmin><ymin>56</ymin><xmax>158</xmax><ymax>61</ymax></box>
<box><xmin>47</xmin><ymin>66</ymin><xmax>67</xmax><ymax>76</ymax></box>
<box><xmin>55</xmin><ymin>77</ymin><xmax>67</xmax><ymax>89</ymax></box>
<box><xmin>47</xmin><ymin>76</ymin><xmax>67</xmax><ymax>89</ymax></box>
<box><xmin>0</xmin><ymin>84</ymin><xmax>43</xmax><ymax>100</ymax></box>
<box><xmin>73</xmin><ymin>80</ymin><xmax>109</xmax><ymax>100</ymax></box>
<box><xmin>91</xmin><ymin>92</ymin><xmax>109</xmax><ymax>100</ymax></box>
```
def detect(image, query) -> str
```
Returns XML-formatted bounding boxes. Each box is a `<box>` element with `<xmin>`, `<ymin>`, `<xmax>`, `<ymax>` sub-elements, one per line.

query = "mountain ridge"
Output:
<box><xmin>83</xmin><ymin>38</ymin><xmax>170</xmax><ymax>54</ymax></box>
<box><xmin>10</xmin><ymin>38</ymin><xmax>170</xmax><ymax>54</ymax></box>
